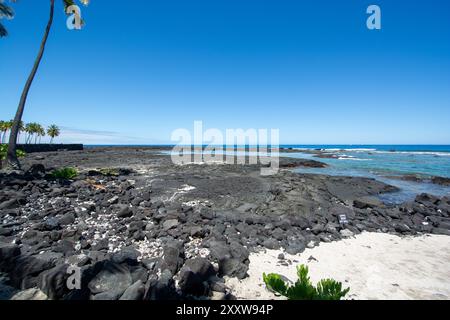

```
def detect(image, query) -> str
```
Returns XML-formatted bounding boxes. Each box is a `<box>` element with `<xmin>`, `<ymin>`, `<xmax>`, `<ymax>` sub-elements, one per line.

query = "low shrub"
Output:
<box><xmin>263</xmin><ymin>264</ymin><xmax>350</xmax><ymax>300</ymax></box>
<box><xmin>51</xmin><ymin>167</ymin><xmax>78</xmax><ymax>180</ymax></box>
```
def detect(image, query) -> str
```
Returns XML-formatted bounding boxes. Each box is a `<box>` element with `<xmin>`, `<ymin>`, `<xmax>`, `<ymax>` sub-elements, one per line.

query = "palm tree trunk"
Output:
<box><xmin>4</xmin><ymin>0</ymin><xmax>55</xmax><ymax>170</ymax></box>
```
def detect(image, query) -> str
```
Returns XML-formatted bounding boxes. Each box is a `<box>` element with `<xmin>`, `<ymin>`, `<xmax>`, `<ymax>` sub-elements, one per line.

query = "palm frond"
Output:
<box><xmin>0</xmin><ymin>1</ymin><xmax>14</xmax><ymax>38</ymax></box>
<box><xmin>63</xmin><ymin>0</ymin><xmax>76</xmax><ymax>11</ymax></box>
<box><xmin>0</xmin><ymin>22</ymin><xmax>7</xmax><ymax>37</ymax></box>
<box><xmin>0</xmin><ymin>2</ymin><xmax>14</xmax><ymax>18</ymax></box>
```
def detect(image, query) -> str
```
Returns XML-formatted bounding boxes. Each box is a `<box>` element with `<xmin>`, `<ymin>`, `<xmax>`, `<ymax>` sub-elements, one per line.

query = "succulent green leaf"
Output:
<box><xmin>263</xmin><ymin>273</ymin><xmax>288</xmax><ymax>296</ymax></box>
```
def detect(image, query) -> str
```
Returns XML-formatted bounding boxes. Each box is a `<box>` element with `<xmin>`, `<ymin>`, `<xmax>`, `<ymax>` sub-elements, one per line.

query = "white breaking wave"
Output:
<box><xmin>369</xmin><ymin>151</ymin><xmax>450</xmax><ymax>157</ymax></box>
<box><xmin>338</xmin><ymin>157</ymin><xmax>371</xmax><ymax>161</ymax></box>
<box><xmin>324</xmin><ymin>148</ymin><xmax>377</xmax><ymax>152</ymax></box>
<box><xmin>320</xmin><ymin>149</ymin><xmax>450</xmax><ymax>157</ymax></box>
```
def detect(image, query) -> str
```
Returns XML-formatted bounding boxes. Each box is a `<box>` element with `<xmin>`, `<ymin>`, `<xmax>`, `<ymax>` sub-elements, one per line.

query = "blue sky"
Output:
<box><xmin>1</xmin><ymin>0</ymin><xmax>450</xmax><ymax>144</ymax></box>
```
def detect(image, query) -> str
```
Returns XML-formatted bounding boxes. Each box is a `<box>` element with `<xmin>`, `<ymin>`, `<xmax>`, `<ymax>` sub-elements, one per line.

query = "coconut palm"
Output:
<box><xmin>37</xmin><ymin>125</ymin><xmax>46</xmax><ymax>144</ymax></box>
<box><xmin>0</xmin><ymin>121</ymin><xmax>6</xmax><ymax>144</ymax></box>
<box><xmin>1</xmin><ymin>120</ymin><xmax>6</xmax><ymax>143</ymax></box>
<box><xmin>6</xmin><ymin>120</ymin><xmax>13</xmax><ymax>142</ymax></box>
<box><xmin>3</xmin><ymin>0</ymin><xmax>90</xmax><ymax>170</ymax></box>
<box><xmin>17</xmin><ymin>121</ymin><xmax>24</xmax><ymax>143</ymax></box>
<box><xmin>24</xmin><ymin>122</ymin><xmax>40</xmax><ymax>144</ymax></box>
<box><xmin>1</xmin><ymin>120</ymin><xmax>13</xmax><ymax>144</ymax></box>
<box><xmin>47</xmin><ymin>125</ymin><xmax>60</xmax><ymax>144</ymax></box>
<box><xmin>0</xmin><ymin>0</ymin><xmax>14</xmax><ymax>38</ymax></box>
<box><xmin>24</xmin><ymin>123</ymin><xmax>34</xmax><ymax>144</ymax></box>
<box><xmin>31</xmin><ymin>123</ymin><xmax>44</xmax><ymax>144</ymax></box>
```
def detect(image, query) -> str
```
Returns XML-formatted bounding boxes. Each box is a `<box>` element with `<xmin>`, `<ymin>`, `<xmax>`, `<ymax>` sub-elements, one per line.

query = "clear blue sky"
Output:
<box><xmin>1</xmin><ymin>0</ymin><xmax>450</xmax><ymax>144</ymax></box>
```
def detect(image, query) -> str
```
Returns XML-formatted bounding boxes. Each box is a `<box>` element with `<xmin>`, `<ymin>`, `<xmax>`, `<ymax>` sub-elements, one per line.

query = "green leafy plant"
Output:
<box><xmin>0</xmin><ymin>144</ymin><xmax>26</xmax><ymax>161</ymax></box>
<box><xmin>316</xmin><ymin>278</ymin><xmax>350</xmax><ymax>300</ymax></box>
<box><xmin>263</xmin><ymin>265</ymin><xmax>350</xmax><ymax>300</ymax></box>
<box><xmin>51</xmin><ymin>167</ymin><xmax>78</xmax><ymax>180</ymax></box>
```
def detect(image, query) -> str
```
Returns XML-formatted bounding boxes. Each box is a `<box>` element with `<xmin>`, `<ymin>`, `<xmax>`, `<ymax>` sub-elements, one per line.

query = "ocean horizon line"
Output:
<box><xmin>83</xmin><ymin>144</ymin><xmax>450</xmax><ymax>151</ymax></box>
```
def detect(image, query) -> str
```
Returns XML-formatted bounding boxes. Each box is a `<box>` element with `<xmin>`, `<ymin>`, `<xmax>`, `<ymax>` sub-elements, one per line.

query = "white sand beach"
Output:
<box><xmin>226</xmin><ymin>232</ymin><xmax>450</xmax><ymax>300</ymax></box>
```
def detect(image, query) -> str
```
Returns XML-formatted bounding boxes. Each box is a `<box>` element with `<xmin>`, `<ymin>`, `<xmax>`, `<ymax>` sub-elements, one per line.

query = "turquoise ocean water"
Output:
<box><xmin>281</xmin><ymin>145</ymin><xmax>450</xmax><ymax>203</ymax></box>
<box><xmin>89</xmin><ymin>145</ymin><xmax>450</xmax><ymax>203</ymax></box>
<box><xmin>282</xmin><ymin>145</ymin><xmax>450</xmax><ymax>178</ymax></box>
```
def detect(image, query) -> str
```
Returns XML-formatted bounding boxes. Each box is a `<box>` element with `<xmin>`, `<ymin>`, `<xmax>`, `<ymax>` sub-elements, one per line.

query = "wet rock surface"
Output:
<box><xmin>1</xmin><ymin>147</ymin><xmax>449</xmax><ymax>300</ymax></box>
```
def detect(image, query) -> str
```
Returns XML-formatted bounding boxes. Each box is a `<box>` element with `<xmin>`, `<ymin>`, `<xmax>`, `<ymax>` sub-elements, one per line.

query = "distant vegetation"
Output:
<box><xmin>0</xmin><ymin>120</ymin><xmax>60</xmax><ymax>144</ymax></box>
<box><xmin>263</xmin><ymin>265</ymin><xmax>350</xmax><ymax>300</ymax></box>
<box><xmin>50</xmin><ymin>167</ymin><xmax>78</xmax><ymax>180</ymax></box>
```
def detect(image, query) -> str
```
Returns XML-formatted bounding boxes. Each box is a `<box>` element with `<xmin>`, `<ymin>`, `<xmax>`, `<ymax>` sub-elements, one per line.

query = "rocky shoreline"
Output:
<box><xmin>1</xmin><ymin>147</ymin><xmax>450</xmax><ymax>300</ymax></box>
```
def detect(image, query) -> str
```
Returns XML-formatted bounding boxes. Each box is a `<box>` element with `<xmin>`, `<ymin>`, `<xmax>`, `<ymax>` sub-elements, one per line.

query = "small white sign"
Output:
<box><xmin>338</xmin><ymin>214</ymin><xmax>349</xmax><ymax>224</ymax></box>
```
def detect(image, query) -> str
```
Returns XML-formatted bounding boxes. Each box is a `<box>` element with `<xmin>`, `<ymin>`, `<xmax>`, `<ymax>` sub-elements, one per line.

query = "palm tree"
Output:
<box><xmin>0</xmin><ymin>121</ymin><xmax>6</xmax><ymax>144</ymax></box>
<box><xmin>24</xmin><ymin>122</ymin><xmax>40</xmax><ymax>144</ymax></box>
<box><xmin>37</xmin><ymin>125</ymin><xmax>46</xmax><ymax>144</ymax></box>
<box><xmin>31</xmin><ymin>123</ymin><xmax>44</xmax><ymax>144</ymax></box>
<box><xmin>47</xmin><ymin>124</ymin><xmax>60</xmax><ymax>144</ymax></box>
<box><xmin>0</xmin><ymin>0</ymin><xmax>14</xmax><ymax>38</ymax></box>
<box><xmin>3</xmin><ymin>0</ymin><xmax>90</xmax><ymax>170</ymax></box>
<box><xmin>1</xmin><ymin>120</ymin><xmax>13</xmax><ymax>144</ymax></box>
<box><xmin>24</xmin><ymin>123</ymin><xmax>34</xmax><ymax>144</ymax></box>
<box><xmin>17</xmin><ymin>120</ymin><xmax>24</xmax><ymax>144</ymax></box>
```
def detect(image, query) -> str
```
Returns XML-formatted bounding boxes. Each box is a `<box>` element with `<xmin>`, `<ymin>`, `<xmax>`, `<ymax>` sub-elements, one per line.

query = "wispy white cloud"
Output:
<box><xmin>56</xmin><ymin>127</ymin><xmax>167</xmax><ymax>145</ymax></box>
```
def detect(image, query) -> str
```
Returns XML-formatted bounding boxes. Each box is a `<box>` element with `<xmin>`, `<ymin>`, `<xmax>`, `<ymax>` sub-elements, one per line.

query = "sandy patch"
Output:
<box><xmin>226</xmin><ymin>232</ymin><xmax>450</xmax><ymax>300</ymax></box>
